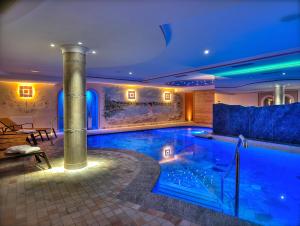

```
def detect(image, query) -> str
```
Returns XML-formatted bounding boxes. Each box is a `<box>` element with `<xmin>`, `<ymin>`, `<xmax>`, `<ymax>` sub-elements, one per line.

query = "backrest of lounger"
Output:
<box><xmin>10</xmin><ymin>116</ymin><xmax>33</xmax><ymax>128</ymax></box>
<box><xmin>0</xmin><ymin>118</ymin><xmax>22</xmax><ymax>131</ymax></box>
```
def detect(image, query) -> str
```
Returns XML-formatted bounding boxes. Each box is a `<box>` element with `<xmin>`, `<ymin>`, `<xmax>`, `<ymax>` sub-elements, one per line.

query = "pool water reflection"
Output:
<box><xmin>88</xmin><ymin>127</ymin><xmax>300</xmax><ymax>226</ymax></box>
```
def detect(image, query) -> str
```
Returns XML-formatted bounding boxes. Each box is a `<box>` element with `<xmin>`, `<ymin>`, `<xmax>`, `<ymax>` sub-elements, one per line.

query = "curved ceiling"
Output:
<box><xmin>0</xmin><ymin>0</ymin><xmax>299</xmax><ymax>92</ymax></box>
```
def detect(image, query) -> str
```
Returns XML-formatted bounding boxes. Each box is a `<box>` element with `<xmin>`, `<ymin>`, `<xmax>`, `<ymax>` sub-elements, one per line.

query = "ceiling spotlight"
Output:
<box><xmin>50</xmin><ymin>43</ymin><xmax>55</xmax><ymax>47</ymax></box>
<box><xmin>203</xmin><ymin>49</ymin><xmax>210</xmax><ymax>55</ymax></box>
<box><xmin>282</xmin><ymin>72</ymin><xmax>286</xmax><ymax>75</ymax></box>
<box><xmin>91</xmin><ymin>50</ymin><xmax>96</xmax><ymax>54</ymax></box>
<box><xmin>31</xmin><ymin>70</ymin><xmax>39</xmax><ymax>73</ymax></box>
<box><xmin>78</xmin><ymin>42</ymin><xmax>83</xmax><ymax>45</ymax></box>
<box><xmin>129</xmin><ymin>71</ymin><xmax>133</xmax><ymax>75</ymax></box>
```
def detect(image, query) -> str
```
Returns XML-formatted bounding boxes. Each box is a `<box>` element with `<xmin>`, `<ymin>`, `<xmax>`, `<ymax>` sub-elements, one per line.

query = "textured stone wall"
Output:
<box><xmin>213</xmin><ymin>103</ymin><xmax>300</xmax><ymax>144</ymax></box>
<box><xmin>0</xmin><ymin>82</ymin><xmax>59</xmax><ymax>129</ymax></box>
<box><xmin>103</xmin><ymin>86</ymin><xmax>183</xmax><ymax>127</ymax></box>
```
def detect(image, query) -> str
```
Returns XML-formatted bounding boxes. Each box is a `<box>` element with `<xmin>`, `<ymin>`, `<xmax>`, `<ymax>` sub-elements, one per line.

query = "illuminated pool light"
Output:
<box><xmin>280</xmin><ymin>195</ymin><xmax>285</xmax><ymax>200</ymax></box>
<box><xmin>215</xmin><ymin>60</ymin><xmax>300</xmax><ymax>77</ymax></box>
<box><xmin>192</xmin><ymin>131</ymin><xmax>206</xmax><ymax>135</ymax></box>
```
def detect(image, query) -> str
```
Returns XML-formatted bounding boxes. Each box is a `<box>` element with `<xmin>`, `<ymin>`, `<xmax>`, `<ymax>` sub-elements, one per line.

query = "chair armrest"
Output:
<box><xmin>19</xmin><ymin>123</ymin><xmax>34</xmax><ymax>128</ymax></box>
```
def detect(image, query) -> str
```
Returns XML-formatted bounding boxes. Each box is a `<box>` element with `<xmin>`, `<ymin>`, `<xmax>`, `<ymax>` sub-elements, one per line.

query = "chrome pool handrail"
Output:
<box><xmin>221</xmin><ymin>134</ymin><xmax>248</xmax><ymax>216</ymax></box>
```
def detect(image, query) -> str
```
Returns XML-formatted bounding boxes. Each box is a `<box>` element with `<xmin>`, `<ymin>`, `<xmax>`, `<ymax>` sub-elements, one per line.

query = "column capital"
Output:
<box><xmin>61</xmin><ymin>44</ymin><xmax>89</xmax><ymax>54</ymax></box>
<box><xmin>275</xmin><ymin>84</ymin><xmax>286</xmax><ymax>88</ymax></box>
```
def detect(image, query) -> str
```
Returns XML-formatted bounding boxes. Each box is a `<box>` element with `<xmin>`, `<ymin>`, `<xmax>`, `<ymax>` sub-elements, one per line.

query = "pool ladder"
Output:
<box><xmin>221</xmin><ymin>135</ymin><xmax>248</xmax><ymax>217</ymax></box>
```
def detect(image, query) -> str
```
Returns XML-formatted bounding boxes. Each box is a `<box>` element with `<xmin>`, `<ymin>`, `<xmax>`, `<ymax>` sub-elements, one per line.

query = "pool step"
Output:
<box><xmin>154</xmin><ymin>182</ymin><xmax>223</xmax><ymax>211</ymax></box>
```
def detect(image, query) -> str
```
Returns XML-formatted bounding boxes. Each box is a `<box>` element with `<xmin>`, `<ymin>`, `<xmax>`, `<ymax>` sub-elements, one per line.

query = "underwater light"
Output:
<box><xmin>192</xmin><ymin>131</ymin><xmax>206</xmax><ymax>134</ymax></box>
<box><xmin>215</xmin><ymin>60</ymin><xmax>300</xmax><ymax>77</ymax></box>
<box><xmin>280</xmin><ymin>195</ymin><xmax>285</xmax><ymax>200</ymax></box>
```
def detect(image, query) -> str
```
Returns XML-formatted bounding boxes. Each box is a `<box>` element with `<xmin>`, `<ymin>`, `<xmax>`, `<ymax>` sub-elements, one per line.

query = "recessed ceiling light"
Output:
<box><xmin>203</xmin><ymin>49</ymin><xmax>210</xmax><ymax>55</ymax></box>
<box><xmin>129</xmin><ymin>72</ymin><xmax>133</xmax><ymax>75</ymax></box>
<box><xmin>282</xmin><ymin>72</ymin><xmax>286</xmax><ymax>75</ymax></box>
<box><xmin>31</xmin><ymin>70</ymin><xmax>39</xmax><ymax>73</ymax></box>
<box><xmin>91</xmin><ymin>50</ymin><xmax>96</xmax><ymax>54</ymax></box>
<box><xmin>78</xmin><ymin>42</ymin><xmax>83</xmax><ymax>45</ymax></box>
<box><xmin>50</xmin><ymin>43</ymin><xmax>55</xmax><ymax>47</ymax></box>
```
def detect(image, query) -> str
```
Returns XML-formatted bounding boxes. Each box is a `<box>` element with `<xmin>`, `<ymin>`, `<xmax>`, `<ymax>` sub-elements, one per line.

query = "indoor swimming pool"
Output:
<box><xmin>88</xmin><ymin>127</ymin><xmax>300</xmax><ymax>226</ymax></box>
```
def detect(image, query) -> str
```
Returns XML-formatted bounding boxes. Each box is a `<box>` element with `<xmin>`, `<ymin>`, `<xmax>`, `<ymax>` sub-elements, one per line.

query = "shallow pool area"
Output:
<box><xmin>88</xmin><ymin>127</ymin><xmax>300</xmax><ymax>226</ymax></box>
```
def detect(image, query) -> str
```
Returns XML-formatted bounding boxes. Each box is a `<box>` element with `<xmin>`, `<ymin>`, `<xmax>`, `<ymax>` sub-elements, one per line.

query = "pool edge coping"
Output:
<box><xmin>212</xmin><ymin>134</ymin><xmax>300</xmax><ymax>153</ymax></box>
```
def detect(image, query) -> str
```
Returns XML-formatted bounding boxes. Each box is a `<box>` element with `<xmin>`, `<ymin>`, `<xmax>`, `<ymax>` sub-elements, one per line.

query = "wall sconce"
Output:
<box><xmin>163</xmin><ymin>91</ymin><xmax>172</xmax><ymax>102</ymax></box>
<box><xmin>127</xmin><ymin>90</ymin><xmax>136</xmax><ymax>102</ymax></box>
<box><xmin>18</xmin><ymin>84</ymin><xmax>34</xmax><ymax>99</ymax></box>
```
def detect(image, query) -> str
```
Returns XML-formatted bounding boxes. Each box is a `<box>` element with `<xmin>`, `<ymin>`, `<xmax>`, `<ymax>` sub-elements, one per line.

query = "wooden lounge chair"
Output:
<box><xmin>0</xmin><ymin>118</ymin><xmax>57</xmax><ymax>142</ymax></box>
<box><xmin>0</xmin><ymin>133</ymin><xmax>51</xmax><ymax>169</ymax></box>
<box><xmin>0</xmin><ymin>133</ymin><xmax>37</xmax><ymax>147</ymax></box>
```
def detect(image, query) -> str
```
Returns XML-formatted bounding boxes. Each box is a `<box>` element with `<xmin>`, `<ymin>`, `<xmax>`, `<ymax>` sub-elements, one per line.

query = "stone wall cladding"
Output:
<box><xmin>213</xmin><ymin>103</ymin><xmax>300</xmax><ymax>145</ymax></box>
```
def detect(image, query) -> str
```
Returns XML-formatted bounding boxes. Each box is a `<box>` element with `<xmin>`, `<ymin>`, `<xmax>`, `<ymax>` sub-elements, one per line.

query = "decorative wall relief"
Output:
<box><xmin>1</xmin><ymin>89</ymin><xmax>49</xmax><ymax>114</ymax></box>
<box><xmin>104</xmin><ymin>86</ymin><xmax>183</xmax><ymax>126</ymax></box>
<box><xmin>0</xmin><ymin>82</ymin><xmax>58</xmax><ymax>129</ymax></box>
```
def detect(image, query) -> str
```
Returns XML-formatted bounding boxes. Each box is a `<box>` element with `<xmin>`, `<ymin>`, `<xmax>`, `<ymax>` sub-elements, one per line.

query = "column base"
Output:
<box><xmin>64</xmin><ymin>161</ymin><xmax>87</xmax><ymax>170</ymax></box>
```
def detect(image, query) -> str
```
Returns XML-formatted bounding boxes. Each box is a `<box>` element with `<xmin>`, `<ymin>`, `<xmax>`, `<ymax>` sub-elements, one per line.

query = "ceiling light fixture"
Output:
<box><xmin>50</xmin><ymin>43</ymin><xmax>55</xmax><ymax>47</ymax></box>
<box><xmin>215</xmin><ymin>60</ymin><xmax>300</xmax><ymax>77</ymax></box>
<box><xmin>78</xmin><ymin>42</ymin><xmax>83</xmax><ymax>45</ymax></box>
<box><xmin>129</xmin><ymin>72</ymin><xmax>133</xmax><ymax>75</ymax></box>
<box><xmin>204</xmin><ymin>49</ymin><xmax>210</xmax><ymax>55</ymax></box>
<box><xmin>91</xmin><ymin>50</ymin><xmax>96</xmax><ymax>54</ymax></box>
<box><xmin>31</xmin><ymin>70</ymin><xmax>39</xmax><ymax>73</ymax></box>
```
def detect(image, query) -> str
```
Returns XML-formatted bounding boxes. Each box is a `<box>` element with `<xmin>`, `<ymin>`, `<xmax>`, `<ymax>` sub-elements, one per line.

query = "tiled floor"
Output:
<box><xmin>0</xmin><ymin>139</ymin><xmax>196</xmax><ymax>226</ymax></box>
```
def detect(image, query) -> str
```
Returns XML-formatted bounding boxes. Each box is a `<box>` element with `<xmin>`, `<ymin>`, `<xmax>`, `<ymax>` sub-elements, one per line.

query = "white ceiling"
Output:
<box><xmin>0</xmin><ymin>0</ymin><xmax>299</xmax><ymax>92</ymax></box>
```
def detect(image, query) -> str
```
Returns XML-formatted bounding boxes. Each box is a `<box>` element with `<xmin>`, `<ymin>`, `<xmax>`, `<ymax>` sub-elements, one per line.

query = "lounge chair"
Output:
<box><xmin>0</xmin><ymin>133</ymin><xmax>37</xmax><ymax>147</ymax></box>
<box><xmin>0</xmin><ymin>118</ymin><xmax>57</xmax><ymax>142</ymax></box>
<box><xmin>0</xmin><ymin>133</ymin><xmax>51</xmax><ymax>169</ymax></box>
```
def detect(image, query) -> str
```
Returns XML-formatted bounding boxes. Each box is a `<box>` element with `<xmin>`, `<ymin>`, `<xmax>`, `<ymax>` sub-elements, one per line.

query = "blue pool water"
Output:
<box><xmin>88</xmin><ymin>127</ymin><xmax>300</xmax><ymax>226</ymax></box>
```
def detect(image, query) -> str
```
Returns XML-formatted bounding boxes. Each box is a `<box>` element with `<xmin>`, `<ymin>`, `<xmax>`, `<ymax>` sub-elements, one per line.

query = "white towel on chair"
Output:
<box><xmin>16</xmin><ymin>129</ymin><xmax>37</xmax><ymax>134</ymax></box>
<box><xmin>5</xmin><ymin>145</ymin><xmax>40</xmax><ymax>154</ymax></box>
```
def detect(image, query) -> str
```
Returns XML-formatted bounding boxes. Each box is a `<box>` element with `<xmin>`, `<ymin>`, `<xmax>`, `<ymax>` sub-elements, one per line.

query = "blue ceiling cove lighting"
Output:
<box><xmin>166</xmin><ymin>79</ymin><xmax>214</xmax><ymax>87</ymax></box>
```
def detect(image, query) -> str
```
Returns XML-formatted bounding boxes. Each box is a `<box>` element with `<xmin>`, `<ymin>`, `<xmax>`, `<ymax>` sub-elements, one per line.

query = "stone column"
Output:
<box><xmin>61</xmin><ymin>45</ymin><xmax>88</xmax><ymax>170</ymax></box>
<box><xmin>274</xmin><ymin>84</ymin><xmax>285</xmax><ymax>105</ymax></box>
